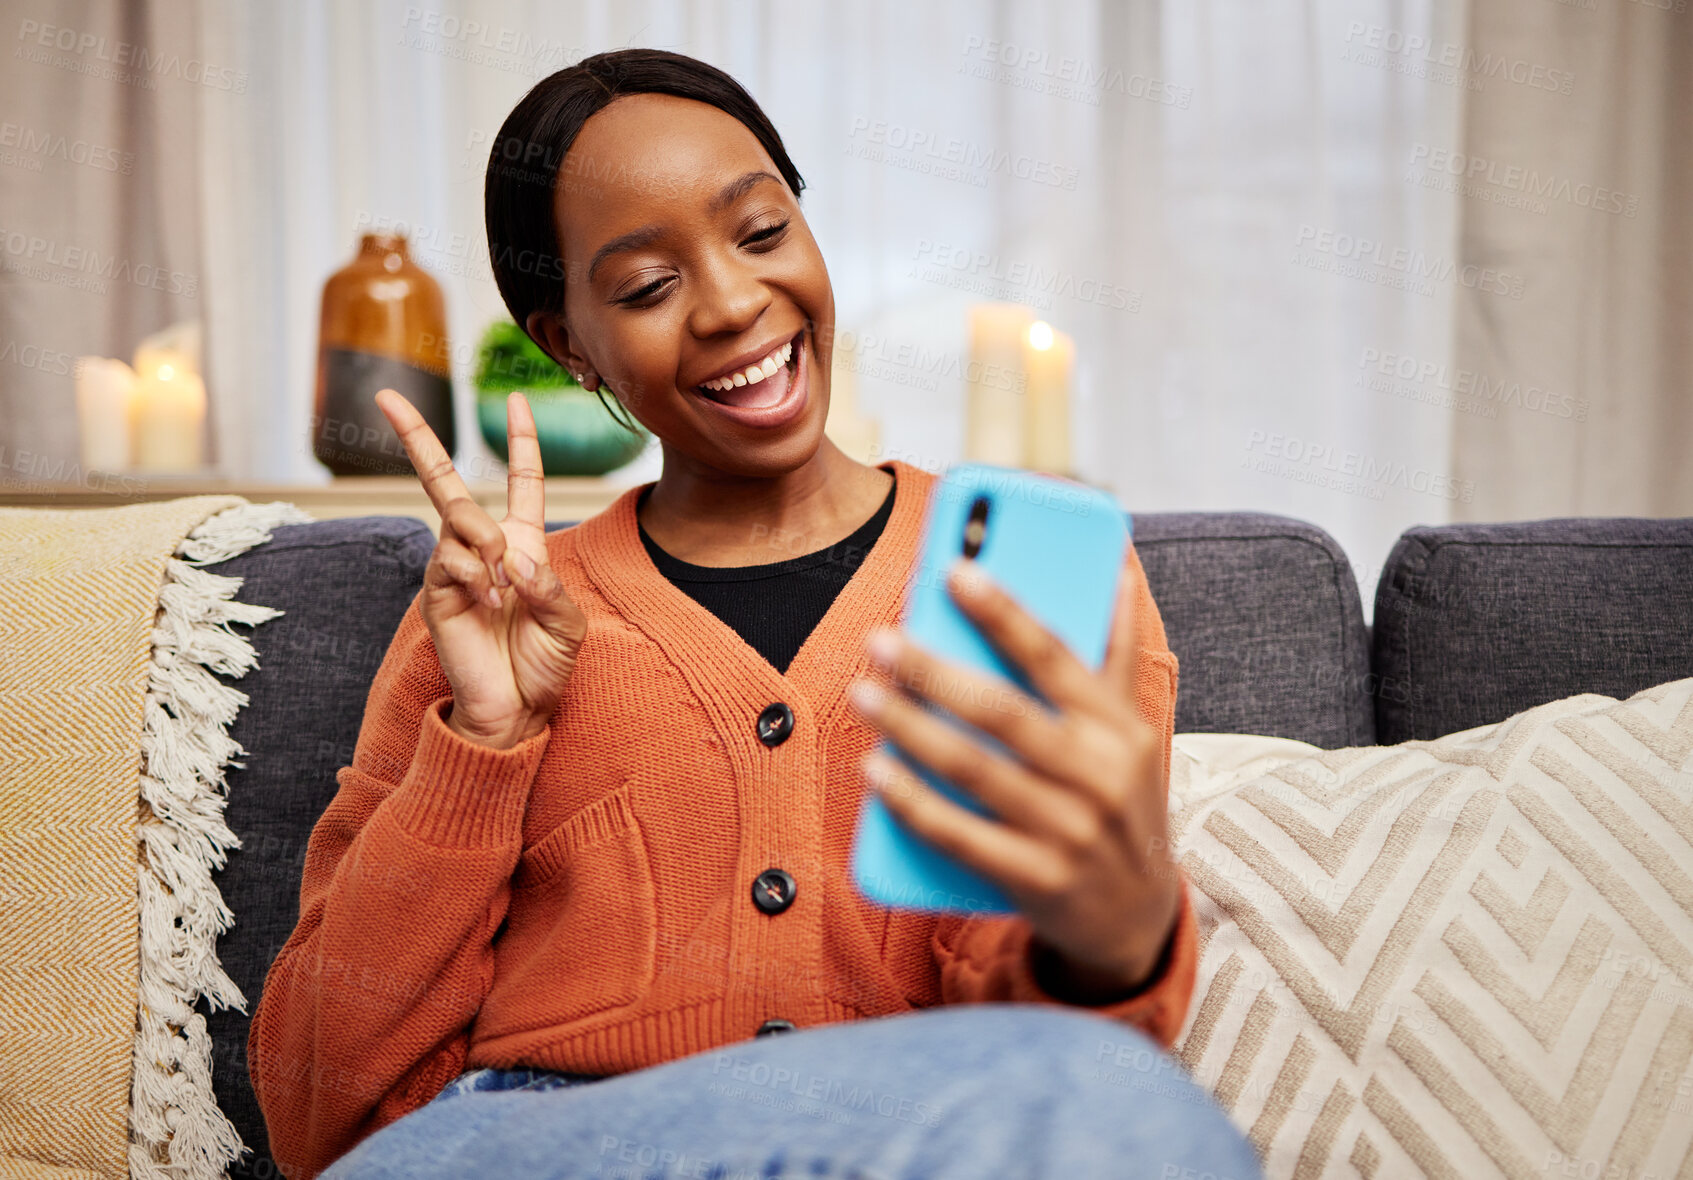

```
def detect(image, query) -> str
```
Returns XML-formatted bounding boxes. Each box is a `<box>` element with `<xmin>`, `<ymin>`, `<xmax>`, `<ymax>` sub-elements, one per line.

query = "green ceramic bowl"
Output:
<box><xmin>477</xmin><ymin>389</ymin><xmax>648</xmax><ymax>476</ymax></box>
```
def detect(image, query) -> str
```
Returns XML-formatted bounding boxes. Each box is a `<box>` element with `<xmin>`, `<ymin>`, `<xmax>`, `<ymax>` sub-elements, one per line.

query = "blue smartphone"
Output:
<box><xmin>850</xmin><ymin>463</ymin><xmax>1130</xmax><ymax>913</ymax></box>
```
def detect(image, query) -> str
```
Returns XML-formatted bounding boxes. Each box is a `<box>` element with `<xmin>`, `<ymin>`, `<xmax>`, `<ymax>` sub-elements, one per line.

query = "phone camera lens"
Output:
<box><xmin>962</xmin><ymin>495</ymin><xmax>990</xmax><ymax>559</ymax></box>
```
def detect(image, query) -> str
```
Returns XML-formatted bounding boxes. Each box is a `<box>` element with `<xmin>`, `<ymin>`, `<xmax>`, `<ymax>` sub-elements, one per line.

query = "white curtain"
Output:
<box><xmin>5</xmin><ymin>0</ymin><xmax>1509</xmax><ymax>616</ymax></box>
<box><xmin>1450</xmin><ymin>0</ymin><xmax>1693</xmax><ymax>519</ymax></box>
<box><xmin>0</xmin><ymin>0</ymin><xmax>205</xmax><ymax>468</ymax></box>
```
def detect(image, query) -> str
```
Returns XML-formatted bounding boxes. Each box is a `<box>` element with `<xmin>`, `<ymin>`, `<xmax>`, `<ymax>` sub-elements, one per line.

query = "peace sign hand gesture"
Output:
<box><xmin>375</xmin><ymin>389</ymin><xmax>587</xmax><ymax>750</ymax></box>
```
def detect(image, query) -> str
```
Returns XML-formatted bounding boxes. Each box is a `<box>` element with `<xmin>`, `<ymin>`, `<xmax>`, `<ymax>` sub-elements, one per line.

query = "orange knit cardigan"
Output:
<box><xmin>249</xmin><ymin>458</ymin><xmax>1198</xmax><ymax>1179</ymax></box>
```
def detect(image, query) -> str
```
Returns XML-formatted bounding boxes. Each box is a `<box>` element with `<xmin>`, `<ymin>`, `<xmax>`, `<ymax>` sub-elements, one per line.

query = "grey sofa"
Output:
<box><xmin>204</xmin><ymin>509</ymin><xmax>1693</xmax><ymax>1178</ymax></box>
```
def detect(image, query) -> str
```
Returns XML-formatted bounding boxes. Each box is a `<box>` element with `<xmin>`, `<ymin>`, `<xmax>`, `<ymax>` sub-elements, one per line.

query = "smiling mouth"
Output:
<box><xmin>694</xmin><ymin>331</ymin><xmax>802</xmax><ymax>410</ymax></box>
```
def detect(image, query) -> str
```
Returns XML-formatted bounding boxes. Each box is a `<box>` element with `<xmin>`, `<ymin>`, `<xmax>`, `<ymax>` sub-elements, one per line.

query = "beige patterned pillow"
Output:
<box><xmin>1167</xmin><ymin>679</ymin><xmax>1693</xmax><ymax>1179</ymax></box>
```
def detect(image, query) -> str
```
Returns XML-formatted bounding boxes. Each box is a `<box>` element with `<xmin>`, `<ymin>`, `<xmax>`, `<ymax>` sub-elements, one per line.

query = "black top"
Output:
<box><xmin>636</xmin><ymin>472</ymin><xmax>897</xmax><ymax>675</ymax></box>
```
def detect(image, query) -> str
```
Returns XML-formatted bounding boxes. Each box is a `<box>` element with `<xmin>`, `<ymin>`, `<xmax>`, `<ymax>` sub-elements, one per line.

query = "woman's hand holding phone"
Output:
<box><xmin>847</xmin><ymin>558</ymin><xmax>1182</xmax><ymax>1000</ymax></box>
<box><xmin>374</xmin><ymin>389</ymin><xmax>587</xmax><ymax>750</ymax></box>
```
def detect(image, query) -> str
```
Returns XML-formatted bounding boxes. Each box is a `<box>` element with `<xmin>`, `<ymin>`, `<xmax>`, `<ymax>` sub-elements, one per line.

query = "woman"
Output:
<box><xmin>250</xmin><ymin>48</ymin><xmax>1259</xmax><ymax>1180</ymax></box>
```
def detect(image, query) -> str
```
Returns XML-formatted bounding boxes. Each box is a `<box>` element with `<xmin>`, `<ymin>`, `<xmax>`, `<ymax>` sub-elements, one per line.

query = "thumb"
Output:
<box><xmin>505</xmin><ymin>548</ymin><xmax>585</xmax><ymax>642</ymax></box>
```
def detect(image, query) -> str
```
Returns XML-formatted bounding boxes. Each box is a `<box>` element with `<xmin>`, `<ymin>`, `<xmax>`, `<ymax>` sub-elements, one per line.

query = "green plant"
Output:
<box><xmin>472</xmin><ymin>320</ymin><xmax>577</xmax><ymax>396</ymax></box>
<box><xmin>470</xmin><ymin>319</ymin><xmax>649</xmax><ymax>473</ymax></box>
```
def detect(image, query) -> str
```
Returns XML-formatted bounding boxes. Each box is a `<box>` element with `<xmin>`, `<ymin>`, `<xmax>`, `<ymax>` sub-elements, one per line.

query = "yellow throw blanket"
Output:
<box><xmin>0</xmin><ymin>496</ymin><xmax>311</xmax><ymax>1180</ymax></box>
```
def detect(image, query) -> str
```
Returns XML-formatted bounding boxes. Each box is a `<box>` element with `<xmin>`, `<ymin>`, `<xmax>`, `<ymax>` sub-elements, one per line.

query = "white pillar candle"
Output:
<box><xmin>1022</xmin><ymin>320</ymin><xmax>1074</xmax><ymax>476</ymax></box>
<box><xmin>75</xmin><ymin>357</ymin><xmax>138</xmax><ymax>472</ymax></box>
<box><xmin>131</xmin><ymin>352</ymin><xmax>207</xmax><ymax>473</ymax></box>
<box><xmin>135</xmin><ymin>320</ymin><xmax>203</xmax><ymax>379</ymax></box>
<box><xmin>965</xmin><ymin>303</ymin><xmax>1034</xmax><ymax>466</ymax></box>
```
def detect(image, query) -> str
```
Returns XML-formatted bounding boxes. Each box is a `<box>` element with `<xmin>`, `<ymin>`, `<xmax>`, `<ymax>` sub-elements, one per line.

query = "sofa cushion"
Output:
<box><xmin>1167</xmin><ymin>678</ymin><xmax>1693</xmax><ymax>1177</ymax></box>
<box><xmin>1132</xmin><ymin>513</ymin><xmax>1374</xmax><ymax>748</ymax></box>
<box><xmin>205</xmin><ymin>516</ymin><xmax>435</xmax><ymax>1178</ymax></box>
<box><xmin>1373</xmin><ymin>518</ymin><xmax>1693</xmax><ymax>743</ymax></box>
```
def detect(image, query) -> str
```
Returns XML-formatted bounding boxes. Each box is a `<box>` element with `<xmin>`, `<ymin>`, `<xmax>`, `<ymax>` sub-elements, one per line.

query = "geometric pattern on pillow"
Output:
<box><xmin>1165</xmin><ymin>679</ymin><xmax>1693</xmax><ymax>1179</ymax></box>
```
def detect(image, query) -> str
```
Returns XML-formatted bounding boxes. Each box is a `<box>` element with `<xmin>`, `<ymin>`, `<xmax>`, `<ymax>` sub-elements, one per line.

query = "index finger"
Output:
<box><xmin>375</xmin><ymin>388</ymin><xmax>475</xmax><ymax>520</ymax></box>
<box><xmin>945</xmin><ymin>558</ymin><xmax>1101</xmax><ymax>714</ymax></box>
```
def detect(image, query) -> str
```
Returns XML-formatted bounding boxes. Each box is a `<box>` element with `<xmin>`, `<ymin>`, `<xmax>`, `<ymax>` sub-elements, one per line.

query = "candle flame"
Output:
<box><xmin>1027</xmin><ymin>321</ymin><xmax>1055</xmax><ymax>351</ymax></box>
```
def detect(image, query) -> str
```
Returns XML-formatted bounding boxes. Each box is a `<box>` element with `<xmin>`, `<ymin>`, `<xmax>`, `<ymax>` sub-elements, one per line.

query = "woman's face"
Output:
<box><xmin>539</xmin><ymin>92</ymin><xmax>835</xmax><ymax>478</ymax></box>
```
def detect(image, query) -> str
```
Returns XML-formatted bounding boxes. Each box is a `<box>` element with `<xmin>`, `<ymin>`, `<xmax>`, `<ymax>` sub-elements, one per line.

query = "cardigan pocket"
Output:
<box><xmin>475</xmin><ymin>778</ymin><xmax>657</xmax><ymax>1038</ymax></box>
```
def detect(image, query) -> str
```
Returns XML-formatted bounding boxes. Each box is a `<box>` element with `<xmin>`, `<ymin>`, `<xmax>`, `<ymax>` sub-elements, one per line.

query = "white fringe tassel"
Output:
<box><xmin>129</xmin><ymin>500</ymin><xmax>315</xmax><ymax>1180</ymax></box>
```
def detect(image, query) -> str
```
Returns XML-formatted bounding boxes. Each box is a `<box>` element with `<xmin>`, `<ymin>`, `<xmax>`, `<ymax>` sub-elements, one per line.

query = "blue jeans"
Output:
<box><xmin>322</xmin><ymin>1004</ymin><xmax>1261</xmax><ymax>1180</ymax></box>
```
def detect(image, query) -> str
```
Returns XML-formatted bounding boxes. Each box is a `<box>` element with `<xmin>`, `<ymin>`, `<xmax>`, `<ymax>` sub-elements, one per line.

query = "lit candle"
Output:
<box><xmin>966</xmin><ymin>303</ymin><xmax>1034</xmax><ymax>466</ymax></box>
<box><xmin>1022</xmin><ymin>320</ymin><xmax>1074</xmax><ymax>476</ymax></box>
<box><xmin>75</xmin><ymin>357</ymin><xmax>138</xmax><ymax>472</ymax></box>
<box><xmin>131</xmin><ymin>351</ymin><xmax>207</xmax><ymax>473</ymax></box>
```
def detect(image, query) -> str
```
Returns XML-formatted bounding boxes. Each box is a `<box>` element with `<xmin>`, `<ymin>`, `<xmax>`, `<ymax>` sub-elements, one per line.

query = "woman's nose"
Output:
<box><xmin>686</xmin><ymin>255</ymin><xmax>772</xmax><ymax>339</ymax></box>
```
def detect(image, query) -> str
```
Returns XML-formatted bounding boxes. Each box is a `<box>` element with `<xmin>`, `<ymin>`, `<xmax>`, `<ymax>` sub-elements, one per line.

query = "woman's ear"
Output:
<box><xmin>525</xmin><ymin>310</ymin><xmax>602</xmax><ymax>392</ymax></box>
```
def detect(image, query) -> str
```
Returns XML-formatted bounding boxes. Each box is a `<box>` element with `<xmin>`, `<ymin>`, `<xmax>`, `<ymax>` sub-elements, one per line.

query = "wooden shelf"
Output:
<box><xmin>0</xmin><ymin>475</ymin><xmax>631</xmax><ymax>535</ymax></box>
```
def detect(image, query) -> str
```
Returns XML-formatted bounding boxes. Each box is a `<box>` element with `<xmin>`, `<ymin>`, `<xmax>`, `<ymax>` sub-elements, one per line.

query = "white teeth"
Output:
<box><xmin>700</xmin><ymin>338</ymin><xmax>796</xmax><ymax>393</ymax></box>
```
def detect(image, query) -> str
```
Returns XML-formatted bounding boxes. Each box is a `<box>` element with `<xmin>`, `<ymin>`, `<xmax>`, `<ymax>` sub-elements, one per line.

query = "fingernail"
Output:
<box><xmin>494</xmin><ymin>559</ymin><xmax>510</xmax><ymax>587</ymax></box>
<box><xmin>510</xmin><ymin>550</ymin><xmax>535</xmax><ymax>579</ymax></box>
<box><xmin>863</xmin><ymin>751</ymin><xmax>896</xmax><ymax>789</ymax></box>
<box><xmin>948</xmin><ymin>559</ymin><xmax>981</xmax><ymax>597</ymax></box>
<box><xmin>865</xmin><ymin>628</ymin><xmax>900</xmax><ymax>667</ymax></box>
<box><xmin>485</xmin><ymin>586</ymin><xmax>501</xmax><ymax>609</ymax></box>
<box><xmin>849</xmin><ymin>680</ymin><xmax>884</xmax><ymax>716</ymax></box>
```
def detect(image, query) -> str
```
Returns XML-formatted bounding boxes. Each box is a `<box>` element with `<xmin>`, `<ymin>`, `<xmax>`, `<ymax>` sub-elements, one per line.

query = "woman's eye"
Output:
<box><xmin>742</xmin><ymin>219</ymin><xmax>790</xmax><ymax>249</ymax></box>
<box><xmin>616</xmin><ymin>276</ymin><xmax>672</xmax><ymax>306</ymax></box>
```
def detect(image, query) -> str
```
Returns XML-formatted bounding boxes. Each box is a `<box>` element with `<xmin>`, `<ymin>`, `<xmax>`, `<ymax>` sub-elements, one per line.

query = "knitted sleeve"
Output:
<box><xmin>247</xmin><ymin>597</ymin><xmax>550</xmax><ymax>1180</ymax></box>
<box><xmin>928</xmin><ymin>542</ymin><xmax>1199</xmax><ymax>1048</ymax></box>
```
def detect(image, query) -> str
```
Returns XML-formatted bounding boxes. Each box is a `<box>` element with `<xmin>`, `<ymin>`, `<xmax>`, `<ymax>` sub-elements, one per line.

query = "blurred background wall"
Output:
<box><xmin>1</xmin><ymin>0</ymin><xmax>1687</xmax><ymax>613</ymax></box>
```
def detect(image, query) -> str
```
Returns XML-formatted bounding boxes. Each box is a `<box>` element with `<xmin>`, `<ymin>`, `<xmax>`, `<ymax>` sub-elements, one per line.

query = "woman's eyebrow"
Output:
<box><xmin>585</xmin><ymin>170</ymin><xmax>783</xmax><ymax>281</ymax></box>
<box><xmin>708</xmin><ymin>169</ymin><xmax>782</xmax><ymax>214</ymax></box>
<box><xmin>588</xmin><ymin>225</ymin><xmax>665</xmax><ymax>281</ymax></box>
